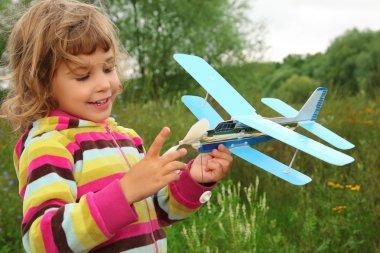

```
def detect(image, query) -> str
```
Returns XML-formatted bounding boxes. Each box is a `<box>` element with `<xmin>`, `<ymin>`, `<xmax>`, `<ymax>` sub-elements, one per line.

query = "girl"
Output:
<box><xmin>1</xmin><ymin>0</ymin><xmax>233</xmax><ymax>252</ymax></box>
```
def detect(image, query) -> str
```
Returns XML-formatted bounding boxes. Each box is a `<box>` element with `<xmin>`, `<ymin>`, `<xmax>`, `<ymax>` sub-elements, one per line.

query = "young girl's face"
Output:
<box><xmin>52</xmin><ymin>47</ymin><xmax>120</xmax><ymax>123</ymax></box>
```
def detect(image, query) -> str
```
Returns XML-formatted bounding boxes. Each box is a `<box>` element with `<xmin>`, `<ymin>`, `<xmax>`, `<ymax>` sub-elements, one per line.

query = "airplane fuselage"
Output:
<box><xmin>197</xmin><ymin>117</ymin><xmax>297</xmax><ymax>153</ymax></box>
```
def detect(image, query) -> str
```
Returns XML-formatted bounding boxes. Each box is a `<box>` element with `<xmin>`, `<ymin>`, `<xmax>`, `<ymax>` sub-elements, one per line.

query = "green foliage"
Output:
<box><xmin>274</xmin><ymin>74</ymin><xmax>319</xmax><ymax>103</ymax></box>
<box><xmin>321</xmin><ymin>29</ymin><xmax>380</xmax><ymax>95</ymax></box>
<box><xmin>260</xmin><ymin>29</ymin><xmax>380</xmax><ymax>97</ymax></box>
<box><xmin>166</xmin><ymin>178</ymin><xmax>270</xmax><ymax>253</ymax></box>
<box><xmin>0</xmin><ymin>121</ymin><xmax>23</xmax><ymax>252</ymax></box>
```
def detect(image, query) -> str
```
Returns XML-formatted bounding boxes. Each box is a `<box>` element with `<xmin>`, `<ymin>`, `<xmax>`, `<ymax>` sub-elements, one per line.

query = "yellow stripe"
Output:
<box><xmin>32</xmin><ymin>117</ymin><xmax>59</xmax><ymax>138</ymax></box>
<box><xmin>131</xmin><ymin>200</ymin><xmax>157</xmax><ymax>223</ymax></box>
<box><xmin>23</xmin><ymin>138</ymin><xmax>73</xmax><ymax>161</ymax></box>
<box><xmin>71</xmin><ymin>197</ymin><xmax>108</xmax><ymax>248</ymax></box>
<box><xmin>29</xmin><ymin>216</ymin><xmax>47</xmax><ymax>253</ymax></box>
<box><xmin>79</xmin><ymin>156</ymin><xmax>126</xmax><ymax>185</ymax></box>
<box><xmin>23</xmin><ymin>182</ymin><xmax>75</xmax><ymax>215</ymax></box>
<box><xmin>167</xmin><ymin>190</ymin><xmax>196</xmax><ymax>217</ymax></box>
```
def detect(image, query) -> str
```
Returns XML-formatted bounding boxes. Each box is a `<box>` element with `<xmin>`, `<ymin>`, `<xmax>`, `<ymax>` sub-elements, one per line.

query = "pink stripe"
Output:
<box><xmin>15</xmin><ymin>137</ymin><xmax>24</xmax><ymax>160</ymax></box>
<box><xmin>75</xmin><ymin>132</ymin><xmax>111</xmax><ymax>143</ymax></box>
<box><xmin>23</xmin><ymin>200</ymin><xmax>66</xmax><ymax>224</ymax></box>
<box><xmin>86</xmin><ymin>193</ymin><xmax>113</xmax><ymax>238</ymax></box>
<box><xmin>74</xmin><ymin>129</ymin><xmax>133</xmax><ymax>143</ymax></box>
<box><xmin>132</xmin><ymin>136</ymin><xmax>143</xmax><ymax>146</ymax></box>
<box><xmin>27</xmin><ymin>155</ymin><xmax>73</xmax><ymax>177</ymax></box>
<box><xmin>40</xmin><ymin>210</ymin><xmax>59</xmax><ymax>253</ymax></box>
<box><xmin>56</xmin><ymin>117</ymin><xmax>69</xmax><ymax>131</ymax></box>
<box><xmin>111</xmin><ymin>132</ymin><xmax>133</xmax><ymax>141</ymax></box>
<box><xmin>65</xmin><ymin>142</ymin><xmax>80</xmax><ymax>155</ymax></box>
<box><xmin>169</xmin><ymin>166</ymin><xmax>214</xmax><ymax>209</ymax></box>
<box><xmin>77</xmin><ymin>173</ymin><xmax>125</xmax><ymax>198</ymax></box>
<box><xmin>20</xmin><ymin>185</ymin><xmax>26</xmax><ymax>198</ymax></box>
<box><xmin>94</xmin><ymin>221</ymin><xmax>161</xmax><ymax>249</ymax></box>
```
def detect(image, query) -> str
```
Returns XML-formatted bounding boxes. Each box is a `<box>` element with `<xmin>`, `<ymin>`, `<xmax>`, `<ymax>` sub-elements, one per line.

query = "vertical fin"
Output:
<box><xmin>296</xmin><ymin>87</ymin><xmax>327</xmax><ymax>122</ymax></box>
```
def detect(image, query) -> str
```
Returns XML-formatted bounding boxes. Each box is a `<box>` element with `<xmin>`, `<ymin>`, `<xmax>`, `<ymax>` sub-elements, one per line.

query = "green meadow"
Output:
<box><xmin>0</xmin><ymin>91</ymin><xmax>378</xmax><ymax>252</ymax></box>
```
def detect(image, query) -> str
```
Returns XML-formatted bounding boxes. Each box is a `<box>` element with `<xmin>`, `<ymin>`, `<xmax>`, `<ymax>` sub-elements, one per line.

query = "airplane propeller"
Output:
<box><xmin>165</xmin><ymin>118</ymin><xmax>210</xmax><ymax>154</ymax></box>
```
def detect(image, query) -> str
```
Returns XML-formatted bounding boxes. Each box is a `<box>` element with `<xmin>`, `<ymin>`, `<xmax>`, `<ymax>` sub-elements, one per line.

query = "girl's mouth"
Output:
<box><xmin>88</xmin><ymin>98</ymin><xmax>109</xmax><ymax>106</ymax></box>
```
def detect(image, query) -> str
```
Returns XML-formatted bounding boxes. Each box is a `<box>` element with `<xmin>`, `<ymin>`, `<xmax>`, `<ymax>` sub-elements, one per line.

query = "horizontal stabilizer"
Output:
<box><xmin>233</xmin><ymin>115</ymin><xmax>355</xmax><ymax>166</ymax></box>
<box><xmin>298</xmin><ymin>122</ymin><xmax>355</xmax><ymax>150</ymax></box>
<box><xmin>231</xmin><ymin>146</ymin><xmax>312</xmax><ymax>185</ymax></box>
<box><xmin>181</xmin><ymin>95</ymin><xmax>223</xmax><ymax>129</ymax></box>
<box><xmin>261</xmin><ymin>98</ymin><xmax>298</xmax><ymax>118</ymax></box>
<box><xmin>261</xmin><ymin>98</ymin><xmax>355</xmax><ymax>150</ymax></box>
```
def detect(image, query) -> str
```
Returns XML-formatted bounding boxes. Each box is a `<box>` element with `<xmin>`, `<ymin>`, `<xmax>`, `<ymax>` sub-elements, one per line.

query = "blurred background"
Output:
<box><xmin>0</xmin><ymin>0</ymin><xmax>379</xmax><ymax>252</ymax></box>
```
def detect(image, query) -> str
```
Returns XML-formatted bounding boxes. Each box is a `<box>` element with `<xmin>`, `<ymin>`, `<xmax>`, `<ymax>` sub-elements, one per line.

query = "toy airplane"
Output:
<box><xmin>168</xmin><ymin>54</ymin><xmax>355</xmax><ymax>185</ymax></box>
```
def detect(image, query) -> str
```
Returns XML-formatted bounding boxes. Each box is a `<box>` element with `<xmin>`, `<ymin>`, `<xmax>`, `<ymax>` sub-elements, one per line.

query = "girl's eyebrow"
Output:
<box><xmin>65</xmin><ymin>56</ymin><xmax>115</xmax><ymax>75</ymax></box>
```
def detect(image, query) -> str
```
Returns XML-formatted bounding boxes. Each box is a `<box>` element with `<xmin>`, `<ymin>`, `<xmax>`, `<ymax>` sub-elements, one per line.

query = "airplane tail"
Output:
<box><xmin>295</xmin><ymin>87</ymin><xmax>327</xmax><ymax>122</ymax></box>
<box><xmin>261</xmin><ymin>87</ymin><xmax>354</xmax><ymax>150</ymax></box>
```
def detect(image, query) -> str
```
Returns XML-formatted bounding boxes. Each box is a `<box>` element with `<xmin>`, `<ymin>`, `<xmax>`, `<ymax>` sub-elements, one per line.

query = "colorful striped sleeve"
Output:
<box><xmin>17</xmin><ymin>134</ymin><xmax>138</xmax><ymax>253</ymax></box>
<box><xmin>154</xmin><ymin>161</ymin><xmax>216</xmax><ymax>227</ymax></box>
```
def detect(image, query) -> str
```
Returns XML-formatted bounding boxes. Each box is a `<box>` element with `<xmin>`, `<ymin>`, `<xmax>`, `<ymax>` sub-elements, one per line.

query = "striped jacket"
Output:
<box><xmin>14</xmin><ymin>110</ymin><xmax>214</xmax><ymax>253</ymax></box>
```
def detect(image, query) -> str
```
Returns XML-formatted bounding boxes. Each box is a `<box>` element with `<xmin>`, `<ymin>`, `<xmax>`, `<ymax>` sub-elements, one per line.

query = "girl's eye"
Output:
<box><xmin>104</xmin><ymin>66</ymin><xmax>115</xmax><ymax>73</ymax></box>
<box><xmin>76</xmin><ymin>75</ymin><xmax>89</xmax><ymax>81</ymax></box>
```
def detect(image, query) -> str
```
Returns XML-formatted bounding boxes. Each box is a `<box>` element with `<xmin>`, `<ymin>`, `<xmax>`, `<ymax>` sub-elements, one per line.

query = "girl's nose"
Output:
<box><xmin>96</xmin><ymin>73</ymin><xmax>111</xmax><ymax>92</ymax></box>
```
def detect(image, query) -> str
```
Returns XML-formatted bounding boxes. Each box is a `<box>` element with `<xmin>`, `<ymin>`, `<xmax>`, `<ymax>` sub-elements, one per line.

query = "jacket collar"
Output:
<box><xmin>26</xmin><ymin>110</ymin><xmax>117</xmax><ymax>139</ymax></box>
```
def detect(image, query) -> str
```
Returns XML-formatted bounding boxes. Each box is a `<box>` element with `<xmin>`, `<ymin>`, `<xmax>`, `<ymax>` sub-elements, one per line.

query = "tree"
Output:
<box><xmin>321</xmin><ymin>29</ymin><xmax>380</xmax><ymax>95</ymax></box>
<box><xmin>0</xmin><ymin>0</ymin><xmax>13</xmax><ymax>59</ymax></box>
<box><xmin>108</xmin><ymin>0</ymin><xmax>265</xmax><ymax>100</ymax></box>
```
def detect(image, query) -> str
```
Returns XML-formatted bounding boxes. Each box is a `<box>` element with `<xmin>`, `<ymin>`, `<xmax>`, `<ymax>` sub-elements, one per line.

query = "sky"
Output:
<box><xmin>247</xmin><ymin>0</ymin><xmax>380</xmax><ymax>62</ymax></box>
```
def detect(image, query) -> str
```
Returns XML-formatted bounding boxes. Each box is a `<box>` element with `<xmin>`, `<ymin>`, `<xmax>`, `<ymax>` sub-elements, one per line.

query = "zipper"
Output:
<box><xmin>105</xmin><ymin>126</ymin><xmax>159</xmax><ymax>252</ymax></box>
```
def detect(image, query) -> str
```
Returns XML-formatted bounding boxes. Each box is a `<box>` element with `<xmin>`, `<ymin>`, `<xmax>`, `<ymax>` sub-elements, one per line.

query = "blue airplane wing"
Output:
<box><xmin>231</xmin><ymin>147</ymin><xmax>312</xmax><ymax>185</ymax></box>
<box><xmin>174</xmin><ymin>54</ymin><xmax>257</xmax><ymax>117</ymax></box>
<box><xmin>261</xmin><ymin>97</ymin><xmax>355</xmax><ymax>150</ymax></box>
<box><xmin>181</xmin><ymin>95</ymin><xmax>223</xmax><ymax>129</ymax></box>
<box><xmin>234</xmin><ymin>115</ymin><xmax>354</xmax><ymax>166</ymax></box>
<box><xmin>298</xmin><ymin>122</ymin><xmax>355</xmax><ymax>150</ymax></box>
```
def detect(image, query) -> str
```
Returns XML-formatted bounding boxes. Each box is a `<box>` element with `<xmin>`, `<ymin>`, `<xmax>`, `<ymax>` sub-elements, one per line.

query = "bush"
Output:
<box><xmin>274</xmin><ymin>74</ymin><xmax>319</xmax><ymax>103</ymax></box>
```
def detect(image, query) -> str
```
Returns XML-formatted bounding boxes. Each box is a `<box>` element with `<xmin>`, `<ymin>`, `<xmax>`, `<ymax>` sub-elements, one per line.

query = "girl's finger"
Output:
<box><xmin>211</xmin><ymin>148</ymin><xmax>233</xmax><ymax>161</ymax></box>
<box><xmin>162</xmin><ymin>171</ymin><xmax>181</xmax><ymax>185</ymax></box>
<box><xmin>162</xmin><ymin>161</ymin><xmax>187</xmax><ymax>175</ymax></box>
<box><xmin>206</xmin><ymin>160</ymin><xmax>222</xmax><ymax>171</ymax></box>
<box><xmin>160</xmin><ymin>148</ymin><xmax>187</xmax><ymax>164</ymax></box>
<box><xmin>218</xmin><ymin>144</ymin><xmax>231</xmax><ymax>154</ymax></box>
<box><xmin>210</xmin><ymin>157</ymin><xmax>231</xmax><ymax>168</ymax></box>
<box><xmin>146</xmin><ymin>127</ymin><xmax>170</xmax><ymax>157</ymax></box>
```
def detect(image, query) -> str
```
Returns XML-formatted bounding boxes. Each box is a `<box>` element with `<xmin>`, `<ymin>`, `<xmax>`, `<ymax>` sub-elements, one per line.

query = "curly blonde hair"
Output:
<box><xmin>1</xmin><ymin>0</ymin><xmax>123</xmax><ymax>132</ymax></box>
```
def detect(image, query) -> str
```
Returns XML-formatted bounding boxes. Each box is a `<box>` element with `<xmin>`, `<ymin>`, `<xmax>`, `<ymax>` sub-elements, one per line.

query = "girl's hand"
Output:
<box><xmin>190</xmin><ymin>144</ymin><xmax>233</xmax><ymax>184</ymax></box>
<box><xmin>119</xmin><ymin>127</ymin><xmax>187</xmax><ymax>203</ymax></box>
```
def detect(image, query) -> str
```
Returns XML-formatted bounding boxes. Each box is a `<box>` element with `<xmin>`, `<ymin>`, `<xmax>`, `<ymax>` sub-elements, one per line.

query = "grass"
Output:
<box><xmin>0</xmin><ymin>92</ymin><xmax>379</xmax><ymax>252</ymax></box>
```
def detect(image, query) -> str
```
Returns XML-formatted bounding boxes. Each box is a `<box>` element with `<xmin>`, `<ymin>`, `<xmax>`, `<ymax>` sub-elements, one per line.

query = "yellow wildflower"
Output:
<box><xmin>365</xmin><ymin>120</ymin><xmax>374</xmax><ymax>126</ymax></box>
<box><xmin>332</xmin><ymin>206</ymin><xmax>347</xmax><ymax>213</ymax></box>
<box><xmin>365</xmin><ymin>108</ymin><xmax>374</xmax><ymax>114</ymax></box>
<box><xmin>327</xmin><ymin>181</ymin><xmax>360</xmax><ymax>191</ymax></box>
<box><xmin>350</xmin><ymin>185</ymin><xmax>360</xmax><ymax>191</ymax></box>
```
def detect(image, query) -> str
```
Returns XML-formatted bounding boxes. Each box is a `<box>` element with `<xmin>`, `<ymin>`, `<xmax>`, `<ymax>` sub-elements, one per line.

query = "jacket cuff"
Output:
<box><xmin>170</xmin><ymin>160</ymin><xmax>216</xmax><ymax>209</ymax></box>
<box><xmin>89</xmin><ymin>180</ymin><xmax>138</xmax><ymax>236</ymax></box>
